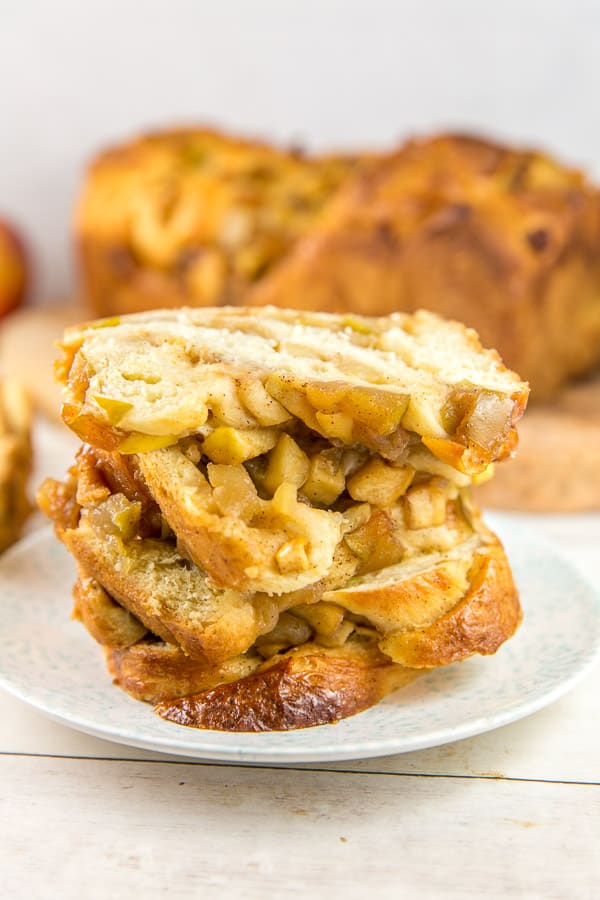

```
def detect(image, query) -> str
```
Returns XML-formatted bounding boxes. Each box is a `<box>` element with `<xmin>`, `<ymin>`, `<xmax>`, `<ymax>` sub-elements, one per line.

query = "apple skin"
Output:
<box><xmin>0</xmin><ymin>219</ymin><xmax>29</xmax><ymax>317</ymax></box>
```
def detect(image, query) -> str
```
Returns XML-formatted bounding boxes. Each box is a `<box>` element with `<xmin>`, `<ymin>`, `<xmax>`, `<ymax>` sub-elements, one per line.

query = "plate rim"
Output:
<box><xmin>0</xmin><ymin>524</ymin><xmax>599</xmax><ymax>764</ymax></box>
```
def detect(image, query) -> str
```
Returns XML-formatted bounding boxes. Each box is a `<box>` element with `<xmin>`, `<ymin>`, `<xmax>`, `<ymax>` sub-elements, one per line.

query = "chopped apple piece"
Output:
<box><xmin>316</xmin><ymin>619</ymin><xmax>355</xmax><ymax>648</ymax></box>
<box><xmin>207</xmin><ymin>463</ymin><xmax>261</xmax><ymax>518</ymax></box>
<box><xmin>347</xmin><ymin>458</ymin><xmax>414</xmax><ymax>506</ymax></box>
<box><xmin>292</xmin><ymin>601</ymin><xmax>345</xmax><ymax>637</ymax></box>
<box><xmin>341</xmin><ymin>502</ymin><xmax>372</xmax><ymax>534</ymax></box>
<box><xmin>345</xmin><ymin>387</ymin><xmax>409</xmax><ymax>434</ymax></box>
<box><xmin>263</xmin><ymin>434</ymin><xmax>310</xmax><ymax>496</ymax></box>
<box><xmin>237</xmin><ymin>378</ymin><xmax>293</xmax><ymax>426</ymax></box>
<box><xmin>255</xmin><ymin>612</ymin><xmax>312</xmax><ymax>658</ymax></box>
<box><xmin>201</xmin><ymin>426</ymin><xmax>277</xmax><ymax>466</ymax></box>
<box><xmin>302</xmin><ymin>449</ymin><xmax>346</xmax><ymax>506</ymax></box>
<box><xmin>404</xmin><ymin>482</ymin><xmax>448</xmax><ymax>529</ymax></box>
<box><xmin>118</xmin><ymin>432</ymin><xmax>177</xmax><ymax>454</ymax></box>
<box><xmin>90</xmin><ymin>493</ymin><xmax>141</xmax><ymax>540</ymax></box>
<box><xmin>343</xmin><ymin>509</ymin><xmax>405</xmax><ymax>573</ymax></box>
<box><xmin>264</xmin><ymin>375</ymin><xmax>320</xmax><ymax>430</ymax></box>
<box><xmin>315</xmin><ymin>410</ymin><xmax>354</xmax><ymax>442</ymax></box>
<box><xmin>292</xmin><ymin>601</ymin><xmax>355</xmax><ymax>648</ymax></box>
<box><xmin>459</xmin><ymin>391</ymin><xmax>513</xmax><ymax>452</ymax></box>
<box><xmin>93</xmin><ymin>395</ymin><xmax>133</xmax><ymax>424</ymax></box>
<box><xmin>402</xmin><ymin>394</ymin><xmax>446</xmax><ymax>437</ymax></box>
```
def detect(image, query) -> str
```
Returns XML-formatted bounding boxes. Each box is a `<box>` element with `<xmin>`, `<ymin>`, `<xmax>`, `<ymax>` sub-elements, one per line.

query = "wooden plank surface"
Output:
<box><xmin>2</xmin><ymin>755</ymin><xmax>599</xmax><ymax>900</ymax></box>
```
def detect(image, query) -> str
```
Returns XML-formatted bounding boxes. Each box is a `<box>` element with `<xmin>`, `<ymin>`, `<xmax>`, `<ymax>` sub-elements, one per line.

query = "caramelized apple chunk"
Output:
<box><xmin>263</xmin><ymin>433</ymin><xmax>310</xmax><ymax>496</ymax></box>
<box><xmin>302</xmin><ymin>449</ymin><xmax>346</xmax><ymax>506</ymax></box>
<box><xmin>347</xmin><ymin>458</ymin><xmax>414</xmax><ymax>506</ymax></box>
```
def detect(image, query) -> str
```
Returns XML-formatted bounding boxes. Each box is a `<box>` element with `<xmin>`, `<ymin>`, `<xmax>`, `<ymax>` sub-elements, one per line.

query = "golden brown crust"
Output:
<box><xmin>65</xmin><ymin>527</ymin><xmax>187</xmax><ymax>647</ymax></box>
<box><xmin>89</xmin><ymin>529</ymin><xmax>519</xmax><ymax>727</ymax></box>
<box><xmin>72</xmin><ymin>571</ymin><xmax>148</xmax><ymax>648</ymax></box>
<box><xmin>39</xmin><ymin>463</ymin><xmax>300</xmax><ymax>664</ymax></box>
<box><xmin>56</xmin><ymin>491</ymin><xmax>519</xmax><ymax>729</ymax></box>
<box><xmin>378</xmin><ymin>534</ymin><xmax>522</xmax><ymax>667</ymax></box>
<box><xmin>154</xmin><ymin>640</ymin><xmax>418</xmax><ymax>731</ymax></box>
<box><xmin>105</xmin><ymin>640</ymin><xmax>262</xmax><ymax>703</ymax></box>
<box><xmin>75</xmin><ymin>565</ymin><xmax>420</xmax><ymax>727</ymax></box>
<box><xmin>61</xmin><ymin>517</ymin><xmax>278</xmax><ymax>663</ymax></box>
<box><xmin>326</xmin><ymin>552</ymin><xmax>474</xmax><ymax>633</ymax></box>
<box><xmin>71</xmin><ymin>566</ymin><xmax>265</xmax><ymax>701</ymax></box>
<box><xmin>75</xmin><ymin>567</ymin><xmax>413</xmax><ymax>718</ymax></box>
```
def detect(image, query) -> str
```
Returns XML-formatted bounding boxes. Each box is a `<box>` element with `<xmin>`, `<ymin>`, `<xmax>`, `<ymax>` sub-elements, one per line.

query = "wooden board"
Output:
<box><xmin>2</xmin><ymin>753</ymin><xmax>598</xmax><ymax>900</ymax></box>
<box><xmin>0</xmin><ymin>302</ymin><xmax>88</xmax><ymax>422</ymax></box>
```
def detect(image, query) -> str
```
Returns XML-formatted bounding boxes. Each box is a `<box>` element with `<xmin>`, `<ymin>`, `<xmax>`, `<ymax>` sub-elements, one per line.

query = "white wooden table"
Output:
<box><xmin>1</xmin><ymin>423</ymin><xmax>599</xmax><ymax>899</ymax></box>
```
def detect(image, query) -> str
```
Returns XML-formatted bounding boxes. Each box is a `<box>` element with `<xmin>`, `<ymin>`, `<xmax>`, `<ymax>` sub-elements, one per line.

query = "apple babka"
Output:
<box><xmin>38</xmin><ymin>307</ymin><xmax>527</xmax><ymax>730</ymax></box>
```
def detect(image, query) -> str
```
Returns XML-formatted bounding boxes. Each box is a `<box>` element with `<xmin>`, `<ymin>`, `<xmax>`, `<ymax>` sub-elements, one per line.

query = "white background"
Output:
<box><xmin>1</xmin><ymin>0</ymin><xmax>599</xmax><ymax>300</ymax></box>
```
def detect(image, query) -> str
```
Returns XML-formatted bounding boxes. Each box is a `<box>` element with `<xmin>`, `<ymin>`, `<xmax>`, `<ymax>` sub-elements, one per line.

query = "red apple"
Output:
<box><xmin>0</xmin><ymin>218</ymin><xmax>29</xmax><ymax>317</ymax></box>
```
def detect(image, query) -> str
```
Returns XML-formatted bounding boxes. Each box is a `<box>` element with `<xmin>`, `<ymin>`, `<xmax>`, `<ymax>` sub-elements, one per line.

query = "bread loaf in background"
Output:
<box><xmin>76</xmin><ymin>128</ymin><xmax>359</xmax><ymax>314</ymax></box>
<box><xmin>76</xmin><ymin>128</ymin><xmax>600</xmax><ymax>400</ymax></box>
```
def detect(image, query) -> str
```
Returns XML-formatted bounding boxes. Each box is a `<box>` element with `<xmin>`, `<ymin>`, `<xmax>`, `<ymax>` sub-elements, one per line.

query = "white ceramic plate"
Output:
<box><xmin>0</xmin><ymin>518</ymin><xmax>599</xmax><ymax>763</ymax></box>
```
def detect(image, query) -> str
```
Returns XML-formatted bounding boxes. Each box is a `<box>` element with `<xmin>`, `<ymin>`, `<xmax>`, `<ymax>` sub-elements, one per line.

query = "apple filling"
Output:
<box><xmin>61</xmin><ymin>410</ymin><xmax>476</xmax><ymax>604</ymax></box>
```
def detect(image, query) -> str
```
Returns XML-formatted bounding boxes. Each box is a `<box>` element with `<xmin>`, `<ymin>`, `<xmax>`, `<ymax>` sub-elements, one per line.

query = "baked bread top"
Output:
<box><xmin>249</xmin><ymin>133</ymin><xmax>600</xmax><ymax>399</ymax></box>
<box><xmin>57</xmin><ymin>306</ymin><xmax>528</xmax><ymax>477</ymax></box>
<box><xmin>77</xmin><ymin>128</ymin><xmax>600</xmax><ymax>399</ymax></box>
<box><xmin>77</xmin><ymin>127</ymin><xmax>358</xmax><ymax>310</ymax></box>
